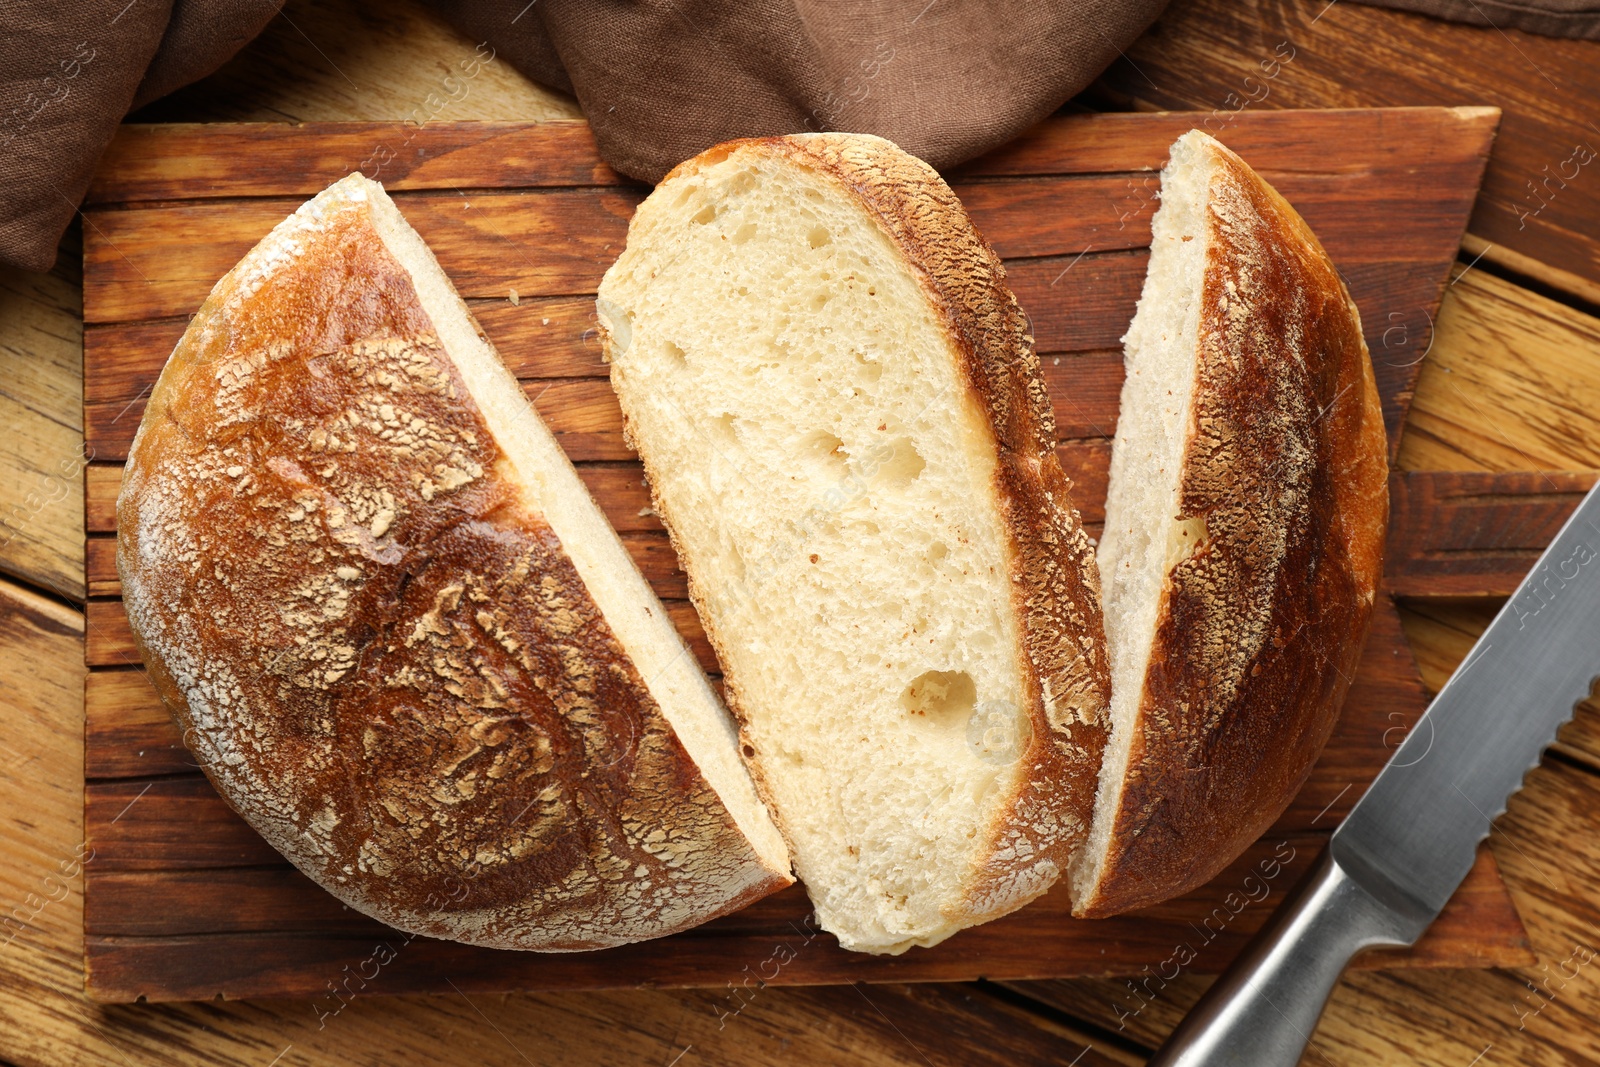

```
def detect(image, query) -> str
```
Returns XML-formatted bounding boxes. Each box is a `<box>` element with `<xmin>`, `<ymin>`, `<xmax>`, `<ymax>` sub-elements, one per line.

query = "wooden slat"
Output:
<box><xmin>87</xmin><ymin>776</ymin><xmax>284</xmax><ymax>869</ymax></box>
<box><xmin>0</xmin><ymin>234</ymin><xmax>87</xmax><ymax>600</ymax></box>
<box><xmin>964</xmin><ymin>105</ymin><xmax>1501</xmax><ymax>180</ymax></box>
<box><xmin>82</xmin><ymin>463</ymin><xmax>121</xmax><ymax>533</ymax></box>
<box><xmin>85</xmin><ymin>108</ymin><xmax>1492</xmax><ymax>204</ymax></box>
<box><xmin>1386</xmin><ymin>471</ymin><xmax>1596</xmax><ymax>597</ymax></box>
<box><xmin>83</xmin><ymin>669</ymin><xmax>188</xmax><ymax>779</ymax></box>
<box><xmin>79</xmin><ymin>832</ymin><xmax>1525</xmax><ymax>1002</ymax></box>
<box><xmin>85</xmin><ymin>121</ymin><xmax>627</xmax><ymax>204</ymax></box>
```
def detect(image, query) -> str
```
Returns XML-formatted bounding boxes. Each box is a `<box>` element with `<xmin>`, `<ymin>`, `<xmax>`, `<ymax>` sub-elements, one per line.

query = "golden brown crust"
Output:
<box><xmin>1075</xmin><ymin>136</ymin><xmax>1388</xmax><ymax>917</ymax></box>
<box><xmin>117</xmin><ymin>178</ymin><xmax>787</xmax><ymax>950</ymax></box>
<box><xmin>659</xmin><ymin>133</ymin><xmax>1112</xmax><ymax>929</ymax></box>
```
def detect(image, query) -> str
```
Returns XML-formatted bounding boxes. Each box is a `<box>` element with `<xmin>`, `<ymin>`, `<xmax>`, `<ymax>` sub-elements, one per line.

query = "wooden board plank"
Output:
<box><xmin>0</xmin><ymin>237</ymin><xmax>88</xmax><ymax>601</ymax></box>
<box><xmin>1386</xmin><ymin>471</ymin><xmax>1595</xmax><ymax>597</ymax></box>
<box><xmin>80</xmin><ymin>833</ymin><xmax>1525</xmax><ymax>1002</ymax></box>
<box><xmin>79</xmin><ymin>110</ymin><xmax>1518</xmax><ymax>1004</ymax></box>
<box><xmin>87</xmin><ymin>121</ymin><xmax>624</xmax><ymax>203</ymax></box>
<box><xmin>85</xmin><ymin>108</ymin><xmax>1494</xmax><ymax>204</ymax></box>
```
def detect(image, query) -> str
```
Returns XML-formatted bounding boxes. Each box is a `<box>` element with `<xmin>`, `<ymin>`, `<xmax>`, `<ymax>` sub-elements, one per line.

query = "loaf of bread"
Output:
<box><xmin>1071</xmin><ymin>131</ymin><xmax>1388</xmax><ymax>916</ymax></box>
<box><xmin>116</xmin><ymin>173</ymin><xmax>792</xmax><ymax>950</ymax></box>
<box><xmin>597</xmin><ymin>134</ymin><xmax>1112</xmax><ymax>953</ymax></box>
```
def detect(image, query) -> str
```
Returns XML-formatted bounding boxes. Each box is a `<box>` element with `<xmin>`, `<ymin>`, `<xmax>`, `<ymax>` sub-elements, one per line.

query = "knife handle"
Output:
<box><xmin>1147</xmin><ymin>848</ymin><xmax>1422</xmax><ymax>1067</ymax></box>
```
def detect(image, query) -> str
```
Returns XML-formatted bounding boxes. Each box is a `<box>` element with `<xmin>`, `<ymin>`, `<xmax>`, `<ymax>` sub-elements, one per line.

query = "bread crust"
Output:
<box><xmin>117</xmin><ymin>177</ymin><xmax>788</xmax><ymax>951</ymax></box>
<box><xmin>644</xmin><ymin>134</ymin><xmax>1112</xmax><ymax>934</ymax></box>
<box><xmin>1074</xmin><ymin>135</ymin><xmax>1388</xmax><ymax>917</ymax></box>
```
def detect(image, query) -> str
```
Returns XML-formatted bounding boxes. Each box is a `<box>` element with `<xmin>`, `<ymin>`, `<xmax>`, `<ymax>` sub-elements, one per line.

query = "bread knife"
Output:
<box><xmin>1149</xmin><ymin>479</ymin><xmax>1600</xmax><ymax>1066</ymax></box>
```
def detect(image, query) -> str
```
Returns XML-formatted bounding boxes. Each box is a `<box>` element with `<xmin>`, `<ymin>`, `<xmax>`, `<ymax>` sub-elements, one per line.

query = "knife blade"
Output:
<box><xmin>1149</xmin><ymin>479</ymin><xmax>1600</xmax><ymax>1067</ymax></box>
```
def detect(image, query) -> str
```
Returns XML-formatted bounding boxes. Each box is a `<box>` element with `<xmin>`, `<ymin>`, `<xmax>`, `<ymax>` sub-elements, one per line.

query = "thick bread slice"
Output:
<box><xmin>597</xmin><ymin>134</ymin><xmax>1110</xmax><ymax>954</ymax></box>
<box><xmin>1073</xmin><ymin>132</ymin><xmax>1388</xmax><ymax>917</ymax></box>
<box><xmin>117</xmin><ymin>173</ymin><xmax>791</xmax><ymax>951</ymax></box>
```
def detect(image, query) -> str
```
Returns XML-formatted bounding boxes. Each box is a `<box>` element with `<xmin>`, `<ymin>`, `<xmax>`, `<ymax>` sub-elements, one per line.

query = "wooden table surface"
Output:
<box><xmin>2</xmin><ymin>0</ymin><xmax>1598</xmax><ymax>1063</ymax></box>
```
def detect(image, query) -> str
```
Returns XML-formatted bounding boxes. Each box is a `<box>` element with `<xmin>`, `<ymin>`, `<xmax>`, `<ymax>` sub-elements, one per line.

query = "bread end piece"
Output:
<box><xmin>1073</xmin><ymin>131</ymin><xmax>1388</xmax><ymax>917</ymax></box>
<box><xmin>118</xmin><ymin>172</ymin><xmax>790</xmax><ymax>951</ymax></box>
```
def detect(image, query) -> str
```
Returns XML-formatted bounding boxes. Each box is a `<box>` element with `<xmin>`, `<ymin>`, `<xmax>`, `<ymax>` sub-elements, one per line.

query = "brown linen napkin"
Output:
<box><xmin>424</xmin><ymin>0</ymin><xmax>1171</xmax><ymax>184</ymax></box>
<box><xmin>1355</xmin><ymin>0</ymin><xmax>1600</xmax><ymax>39</ymax></box>
<box><xmin>0</xmin><ymin>0</ymin><xmax>283</xmax><ymax>271</ymax></box>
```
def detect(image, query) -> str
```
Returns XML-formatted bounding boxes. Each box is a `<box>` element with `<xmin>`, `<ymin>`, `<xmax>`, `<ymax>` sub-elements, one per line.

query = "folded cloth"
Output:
<box><xmin>423</xmin><ymin>0</ymin><xmax>1170</xmax><ymax>183</ymax></box>
<box><xmin>0</xmin><ymin>0</ymin><xmax>283</xmax><ymax>271</ymax></box>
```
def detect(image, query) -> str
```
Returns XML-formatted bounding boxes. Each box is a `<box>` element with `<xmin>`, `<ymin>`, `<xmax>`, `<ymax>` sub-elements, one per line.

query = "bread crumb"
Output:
<box><xmin>508</xmin><ymin>289</ymin><xmax>520</xmax><ymax>305</ymax></box>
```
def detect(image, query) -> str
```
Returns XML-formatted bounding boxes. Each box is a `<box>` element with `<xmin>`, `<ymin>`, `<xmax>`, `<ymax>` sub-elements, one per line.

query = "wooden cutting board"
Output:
<box><xmin>79</xmin><ymin>107</ymin><xmax>1535</xmax><ymax>1005</ymax></box>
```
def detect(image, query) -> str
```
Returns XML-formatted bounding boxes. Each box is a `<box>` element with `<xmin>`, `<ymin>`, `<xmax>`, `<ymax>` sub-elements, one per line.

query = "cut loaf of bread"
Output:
<box><xmin>117</xmin><ymin>173</ymin><xmax>791</xmax><ymax>950</ymax></box>
<box><xmin>598</xmin><ymin>135</ymin><xmax>1111</xmax><ymax>953</ymax></box>
<box><xmin>601</xmin><ymin>130</ymin><xmax>1387</xmax><ymax>939</ymax></box>
<box><xmin>1072</xmin><ymin>131</ymin><xmax>1388</xmax><ymax>916</ymax></box>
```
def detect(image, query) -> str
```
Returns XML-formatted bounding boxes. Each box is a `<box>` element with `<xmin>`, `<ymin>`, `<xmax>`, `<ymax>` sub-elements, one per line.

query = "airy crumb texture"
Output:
<box><xmin>118</xmin><ymin>173</ymin><xmax>790</xmax><ymax>952</ymax></box>
<box><xmin>1073</xmin><ymin>131</ymin><xmax>1388</xmax><ymax>916</ymax></box>
<box><xmin>599</xmin><ymin>135</ymin><xmax>1108</xmax><ymax>953</ymax></box>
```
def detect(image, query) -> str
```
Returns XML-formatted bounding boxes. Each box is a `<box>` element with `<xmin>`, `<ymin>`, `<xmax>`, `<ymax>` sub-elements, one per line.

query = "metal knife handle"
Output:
<box><xmin>1148</xmin><ymin>848</ymin><xmax>1421</xmax><ymax>1067</ymax></box>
